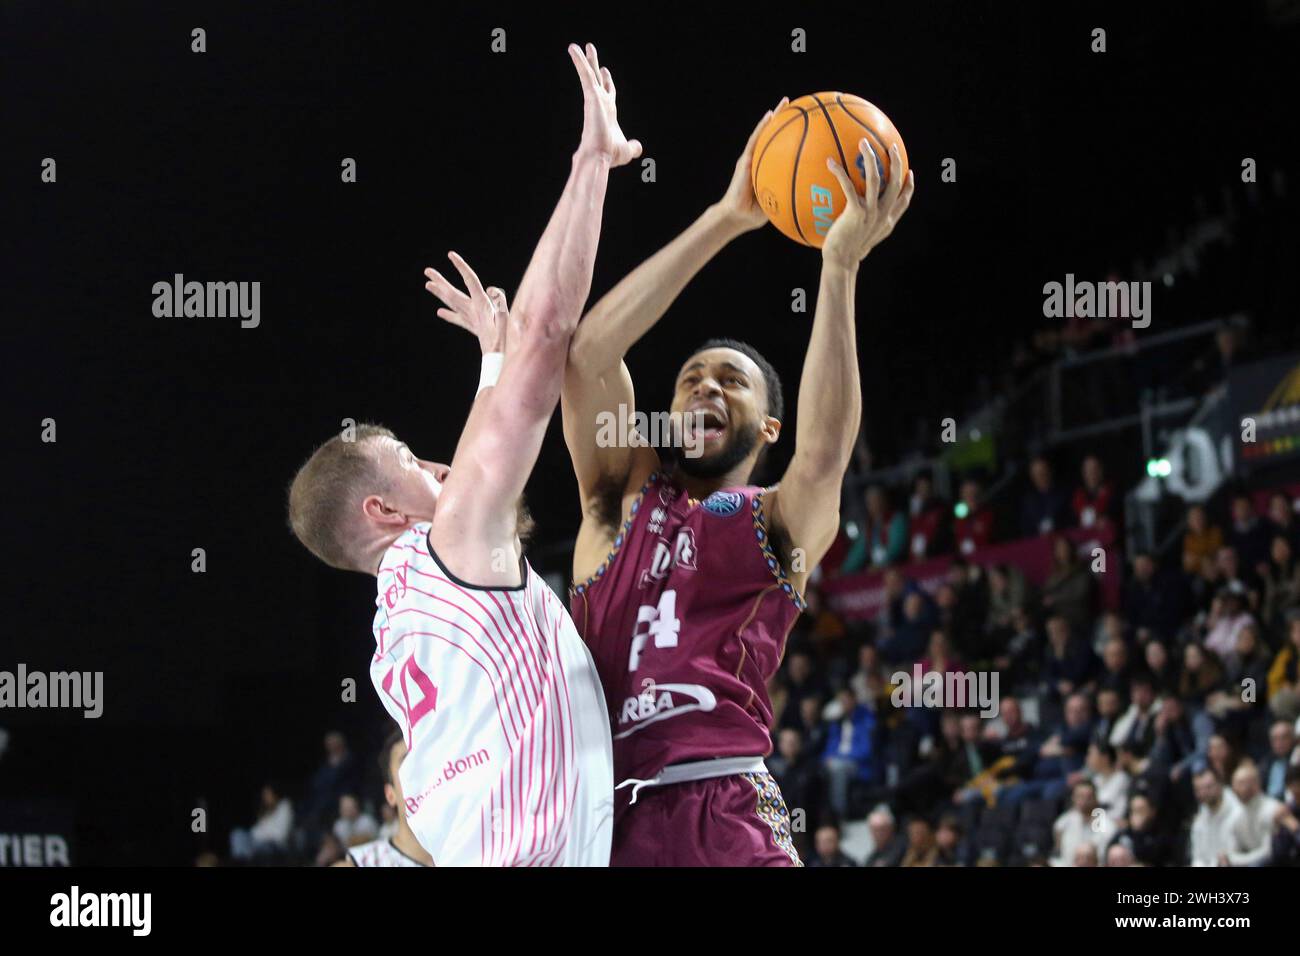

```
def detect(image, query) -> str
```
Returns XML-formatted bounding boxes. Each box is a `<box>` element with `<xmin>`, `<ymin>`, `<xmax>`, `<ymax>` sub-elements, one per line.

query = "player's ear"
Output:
<box><xmin>362</xmin><ymin>493</ymin><xmax>407</xmax><ymax>527</ymax></box>
<box><xmin>383</xmin><ymin>782</ymin><xmax>398</xmax><ymax>809</ymax></box>
<box><xmin>761</xmin><ymin>415</ymin><xmax>781</xmax><ymax>446</ymax></box>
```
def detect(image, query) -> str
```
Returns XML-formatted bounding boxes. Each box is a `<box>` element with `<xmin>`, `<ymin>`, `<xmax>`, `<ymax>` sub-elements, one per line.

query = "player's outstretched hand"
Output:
<box><xmin>569</xmin><ymin>42</ymin><xmax>641</xmax><ymax>167</ymax></box>
<box><xmin>821</xmin><ymin>141</ymin><xmax>915</xmax><ymax>270</ymax></box>
<box><xmin>717</xmin><ymin>97</ymin><xmax>788</xmax><ymax>231</ymax></box>
<box><xmin>424</xmin><ymin>252</ymin><xmax>516</xmax><ymax>355</ymax></box>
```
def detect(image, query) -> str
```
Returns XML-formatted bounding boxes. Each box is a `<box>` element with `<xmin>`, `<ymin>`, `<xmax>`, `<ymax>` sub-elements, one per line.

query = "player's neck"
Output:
<box><xmin>670</xmin><ymin>464</ymin><xmax>753</xmax><ymax>501</ymax></box>
<box><xmin>393</xmin><ymin>823</ymin><xmax>434</xmax><ymax>866</ymax></box>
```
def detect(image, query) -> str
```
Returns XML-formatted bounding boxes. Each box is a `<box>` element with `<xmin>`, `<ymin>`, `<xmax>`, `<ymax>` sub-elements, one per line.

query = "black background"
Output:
<box><xmin>2</xmin><ymin>1</ymin><xmax>1296</xmax><ymax>863</ymax></box>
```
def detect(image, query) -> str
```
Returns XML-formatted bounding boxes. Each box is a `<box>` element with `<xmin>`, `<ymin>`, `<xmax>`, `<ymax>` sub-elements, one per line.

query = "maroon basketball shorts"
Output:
<box><xmin>611</xmin><ymin>771</ymin><xmax>802</xmax><ymax>867</ymax></box>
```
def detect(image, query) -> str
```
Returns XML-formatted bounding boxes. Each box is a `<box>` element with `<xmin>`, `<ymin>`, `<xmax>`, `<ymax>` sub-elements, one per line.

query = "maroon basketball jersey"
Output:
<box><xmin>569</xmin><ymin>472</ymin><xmax>805</xmax><ymax>784</ymax></box>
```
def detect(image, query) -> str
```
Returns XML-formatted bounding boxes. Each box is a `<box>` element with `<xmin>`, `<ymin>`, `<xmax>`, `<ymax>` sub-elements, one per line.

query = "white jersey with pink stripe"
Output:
<box><xmin>370</xmin><ymin>523</ymin><xmax>613</xmax><ymax>867</ymax></box>
<box><xmin>348</xmin><ymin>838</ymin><xmax>426</xmax><ymax>868</ymax></box>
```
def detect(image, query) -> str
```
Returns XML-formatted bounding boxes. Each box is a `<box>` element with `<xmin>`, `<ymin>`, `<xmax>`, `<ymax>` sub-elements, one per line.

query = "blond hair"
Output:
<box><xmin>288</xmin><ymin>424</ymin><xmax>396</xmax><ymax>571</ymax></box>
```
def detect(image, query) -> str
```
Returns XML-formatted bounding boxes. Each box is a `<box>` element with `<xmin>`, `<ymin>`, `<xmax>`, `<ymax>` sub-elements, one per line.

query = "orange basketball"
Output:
<box><xmin>750</xmin><ymin>92</ymin><xmax>908</xmax><ymax>248</ymax></box>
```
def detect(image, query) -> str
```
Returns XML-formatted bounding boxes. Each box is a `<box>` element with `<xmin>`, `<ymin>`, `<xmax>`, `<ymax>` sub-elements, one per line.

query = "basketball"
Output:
<box><xmin>750</xmin><ymin>92</ymin><xmax>908</xmax><ymax>247</ymax></box>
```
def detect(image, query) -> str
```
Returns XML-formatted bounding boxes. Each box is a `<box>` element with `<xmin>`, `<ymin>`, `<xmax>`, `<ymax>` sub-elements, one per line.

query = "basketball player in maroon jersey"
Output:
<box><xmin>558</xmin><ymin>116</ymin><xmax>915</xmax><ymax>865</ymax></box>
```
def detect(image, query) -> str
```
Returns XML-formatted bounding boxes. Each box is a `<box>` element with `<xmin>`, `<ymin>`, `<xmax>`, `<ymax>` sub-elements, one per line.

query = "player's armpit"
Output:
<box><xmin>764</xmin><ymin>477</ymin><xmax>841</xmax><ymax>592</ymax></box>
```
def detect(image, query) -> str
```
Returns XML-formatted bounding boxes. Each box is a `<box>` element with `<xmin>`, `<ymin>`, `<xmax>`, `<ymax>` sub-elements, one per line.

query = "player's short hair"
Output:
<box><xmin>287</xmin><ymin>423</ymin><xmax>396</xmax><ymax>571</ymax></box>
<box><xmin>379</xmin><ymin>729</ymin><xmax>405</xmax><ymax>786</ymax></box>
<box><xmin>690</xmin><ymin>338</ymin><xmax>784</xmax><ymax>422</ymax></box>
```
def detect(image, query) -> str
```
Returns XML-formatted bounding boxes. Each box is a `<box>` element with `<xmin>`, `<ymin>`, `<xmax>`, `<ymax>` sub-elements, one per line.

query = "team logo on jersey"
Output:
<box><xmin>614</xmin><ymin>681</ymin><xmax>718</xmax><ymax>739</ymax></box>
<box><xmin>647</xmin><ymin>505</ymin><xmax>668</xmax><ymax>536</ymax></box>
<box><xmin>701</xmin><ymin>490</ymin><xmax>744</xmax><ymax>516</ymax></box>
<box><xmin>639</xmin><ymin>529</ymin><xmax>698</xmax><ymax>587</ymax></box>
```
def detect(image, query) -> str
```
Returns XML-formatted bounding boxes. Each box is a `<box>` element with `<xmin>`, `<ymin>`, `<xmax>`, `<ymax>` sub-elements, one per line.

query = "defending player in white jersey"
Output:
<box><xmin>288</xmin><ymin>43</ymin><xmax>640</xmax><ymax>866</ymax></box>
<box><xmin>334</xmin><ymin>731</ymin><xmax>432</xmax><ymax>867</ymax></box>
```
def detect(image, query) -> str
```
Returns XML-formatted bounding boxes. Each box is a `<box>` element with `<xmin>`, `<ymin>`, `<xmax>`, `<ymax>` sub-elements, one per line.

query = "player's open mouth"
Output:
<box><xmin>687</xmin><ymin>405</ymin><xmax>728</xmax><ymax>443</ymax></box>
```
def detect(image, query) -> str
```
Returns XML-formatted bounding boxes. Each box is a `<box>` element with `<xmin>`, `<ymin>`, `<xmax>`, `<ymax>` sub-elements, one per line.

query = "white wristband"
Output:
<box><xmin>477</xmin><ymin>352</ymin><xmax>504</xmax><ymax>395</ymax></box>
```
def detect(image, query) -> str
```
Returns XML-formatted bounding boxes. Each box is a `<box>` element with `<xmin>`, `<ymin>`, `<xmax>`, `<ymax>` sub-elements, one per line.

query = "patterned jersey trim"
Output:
<box><xmin>742</xmin><ymin>771</ymin><xmax>803</xmax><ymax>866</ymax></box>
<box><xmin>571</xmin><ymin>472</ymin><xmax>660</xmax><ymax>596</ymax></box>
<box><xmin>752</xmin><ymin>489</ymin><xmax>807</xmax><ymax>611</ymax></box>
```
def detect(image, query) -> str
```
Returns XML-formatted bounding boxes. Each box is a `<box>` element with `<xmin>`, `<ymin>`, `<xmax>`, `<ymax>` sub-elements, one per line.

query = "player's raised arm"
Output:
<box><xmin>769</xmin><ymin>141</ymin><xmax>914</xmax><ymax>582</ymax></box>
<box><xmin>561</xmin><ymin>100</ymin><xmax>787</xmax><ymax>501</ymax></box>
<box><xmin>429</xmin><ymin>43</ymin><xmax>638</xmax><ymax>584</ymax></box>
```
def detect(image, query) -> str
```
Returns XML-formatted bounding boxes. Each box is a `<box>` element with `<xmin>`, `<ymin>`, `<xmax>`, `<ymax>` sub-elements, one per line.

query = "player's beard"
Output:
<box><xmin>675</xmin><ymin>419</ymin><xmax>761</xmax><ymax>480</ymax></box>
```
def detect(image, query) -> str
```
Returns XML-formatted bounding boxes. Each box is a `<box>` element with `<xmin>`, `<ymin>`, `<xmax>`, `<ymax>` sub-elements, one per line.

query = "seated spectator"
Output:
<box><xmin>986</xmin><ymin>563</ymin><xmax>1030</xmax><ymax>638</ymax></box>
<box><xmin>1093</xmin><ymin>687</ymin><xmax>1124</xmax><ymax>747</ymax></box>
<box><xmin>1143</xmin><ymin>639</ymin><xmax>1181</xmax><ymax>698</ymax></box>
<box><xmin>953</xmin><ymin>478</ymin><xmax>995</xmax><ymax>556</ymax></box>
<box><xmin>1182</xmin><ymin>503</ymin><xmax>1224</xmax><ymax>576</ymax></box>
<box><xmin>999</xmin><ymin>692</ymin><xmax>1093</xmax><ymax>809</ymax></box>
<box><xmin>1111</xmin><ymin>791</ymin><xmax>1174</xmax><ymax>866</ymax></box>
<box><xmin>1272</xmin><ymin>768</ymin><xmax>1300</xmax><ymax>866</ymax></box>
<box><xmin>900</xmin><ymin>816</ymin><xmax>940</xmax><ymax>867</ymax></box>
<box><xmin>1228</xmin><ymin>491</ymin><xmax>1271</xmax><ymax>571</ymax></box>
<box><xmin>1207</xmin><ymin>622</ymin><xmax>1272</xmax><ymax>731</ymax></box>
<box><xmin>314</xmin><ymin>832</ymin><xmax>346</xmax><ymax>868</ymax></box>
<box><xmin>1072</xmin><ymin>842</ymin><xmax>1100</xmax><ymax>867</ymax></box>
<box><xmin>1179</xmin><ymin>642</ymin><xmax>1227</xmax><ymax>713</ymax></box>
<box><xmin>1204</xmin><ymin>733</ymin><xmax>1242</xmax><ymax>786</ymax></box>
<box><xmin>1087</xmin><ymin>742</ymin><xmax>1131</xmax><ymax>821</ymax></box>
<box><xmin>1260</xmin><ymin>720</ymin><xmax>1298</xmax><ymax>801</ymax></box>
<box><xmin>1123</xmin><ymin>552</ymin><xmax>1187</xmax><ymax>641</ymax></box>
<box><xmin>849</xmin><ymin>643</ymin><xmax>888</xmax><ymax>711</ymax></box>
<box><xmin>934</xmin><ymin>816</ymin><xmax>963</xmax><ymax>866</ymax></box>
<box><xmin>1267</xmin><ymin>610</ymin><xmax>1300</xmax><ymax>723</ymax></box>
<box><xmin>1021</xmin><ymin>456</ymin><xmax>1071</xmax><ymax>537</ymax></box>
<box><xmin>937</xmin><ymin>560</ymin><xmax>990</xmax><ymax>660</ymax></box>
<box><xmin>798</xmin><ymin>694</ymin><xmax>829</xmax><ymax>758</ymax></box>
<box><xmin>1051</xmin><ymin>780</ymin><xmax>1114</xmax><ymax>866</ymax></box>
<box><xmin>1109</xmin><ymin>674</ymin><xmax>1162</xmax><ymax>757</ymax></box>
<box><xmin>878</xmin><ymin>586</ymin><xmax>938</xmax><ymax>667</ymax></box>
<box><xmin>1201</xmin><ymin>586</ymin><xmax>1255</xmax><ymax>660</ymax></box>
<box><xmin>1041</xmin><ymin>614</ymin><xmax>1100</xmax><ymax>707</ymax></box>
<box><xmin>807</xmin><ymin>823</ymin><xmax>857</xmax><ymax>867</ymax></box>
<box><xmin>1214</xmin><ymin>545</ymin><xmax>1261</xmax><ymax>607</ymax></box>
<box><xmin>1106</xmin><ymin>841</ymin><xmax>1136</xmax><ymax>867</ymax></box>
<box><xmin>1227</xmin><ymin>763</ymin><xmax>1283</xmax><ymax>866</ymax></box>
<box><xmin>1260</xmin><ymin>533</ymin><xmax>1300</xmax><ymax>635</ymax></box>
<box><xmin>1072</xmin><ymin>454</ymin><xmax>1116</xmax><ymax>531</ymax></box>
<box><xmin>1190</xmin><ymin>767</ymin><xmax>1243</xmax><ymax>865</ymax></box>
<box><xmin>841</xmin><ymin>485</ymin><xmax>909</xmax><ymax>572</ymax></box>
<box><xmin>332</xmin><ymin>793</ymin><xmax>378</xmax><ymax>849</ymax></box>
<box><xmin>865</xmin><ymin>806</ymin><xmax>908</xmax><ymax>866</ymax></box>
<box><xmin>821</xmin><ymin>689</ymin><xmax>878</xmax><ymax>819</ymax></box>
<box><xmin>228</xmin><ymin>783</ymin><xmax>294</xmax><ymax>863</ymax></box>
<box><xmin>1040</xmin><ymin>536</ymin><xmax>1097</xmax><ymax>641</ymax></box>
<box><xmin>768</xmin><ymin>727</ymin><xmax>824</xmax><ymax>836</ymax></box>
<box><xmin>1266</xmin><ymin>491</ymin><xmax>1300</xmax><ymax>552</ymax></box>
<box><xmin>300</xmin><ymin>731</ymin><xmax>360</xmax><ymax>835</ymax></box>
<box><xmin>906</xmin><ymin>472</ymin><xmax>950</xmax><ymax>561</ymax></box>
<box><xmin>776</xmin><ymin>648</ymin><xmax>828</xmax><ymax>729</ymax></box>
<box><xmin>1097</xmin><ymin>636</ymin><xmax>1133</xmax><ymax>697</ymax></box>
<box><xmin>1142</xmin><ymin>697</ymin><xmax>1198</xmax><ymax>797</ymax></box>
<box><xmin>993</xmin><ymin>606</ymin><xmax>1042</xmax><ymax>690</ymax></box>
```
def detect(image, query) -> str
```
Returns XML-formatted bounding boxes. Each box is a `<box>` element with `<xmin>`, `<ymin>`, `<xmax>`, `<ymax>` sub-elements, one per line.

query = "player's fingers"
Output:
<box><xmin>859</xmin><ymin>138</ymin><xmax>881</xmax><ymax>212</ymax></box>
<box><xmin>423</xmin><ymin>268</ymin><xmax>467</xmax><ymax>306</ymax></box>
<box><xmin>882</xmin><ymin>144</ymin><xmax>906</xmax><ymax>208</ymax></box>
<box><xmin>447</xmin><ymin>251</ymin><xmax>487</xmax><ymax>301</ymax></box>
<box><xmin>626</xmin><ymin>139</ymin><xmax>643</xmax><ymax>161</ymax></box>
<box><xmin>486</xmin><ymin>287</ymin><xmax>509</xmax><ymax>312</ymax></box>
<box><xmin>568</xmin><ymin>44</ymin><xmax>594</xmax><ymax>93</ymax></box>
<box><xmin>825</xmin><ymin>157</ymin><xmax>861</xmax><ymax>210</ymax></box>
<box><xmin>600</xmin><ymin>66</ymin><xmax>615</xmax><ymax>98</ymax></box>
<box><xmin>586</xmin><ymin>43</ymin><xmax>600</xmax><ymax>78</ymax></box>
<box><xmin>893</xmin><ymin>169</ymin><xmax>916</xmax><ymax>219</ymax></box>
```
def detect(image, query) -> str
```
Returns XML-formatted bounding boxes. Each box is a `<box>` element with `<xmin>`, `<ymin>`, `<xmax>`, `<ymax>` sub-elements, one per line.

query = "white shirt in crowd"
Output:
<box><xmin>1092</xmin><ymin>769</ymin><xmax>1131</xmax><ymax>822</ymax></box>
<box><xmin>1227</xmin><ymin>793</ymin><xmax>1282</xmax><ymax>867</ymax></box>
<box><xmin>249</xmin><ymin>798</ymin><xmax>293</xmax><ymax>847</ymax></box>
<box><xmin>1191</xmin><ymin>790</ymin><xmax>1243</xmax><ymax>866</ymax></box>
<box><xmin>1051</xmin><ymin>807</ymin><xmax>1115</xmax><ymax>866</ymax></box>
<box><xmin>333</xmin><ymin>812</ymin><xmax>378</xmax><ymax>848</ymax></box>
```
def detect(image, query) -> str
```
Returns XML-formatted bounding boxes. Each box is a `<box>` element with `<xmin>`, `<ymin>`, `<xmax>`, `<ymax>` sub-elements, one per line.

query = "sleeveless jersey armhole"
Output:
<box><xmin>752</xmin><ymin>487</ymin><xmax>808</xmax><ymax>612</ymax></box>
<box><xmin>571</xmin><ymin>472</ymin><xmax>660</xmax><ymax>596</ymax></box>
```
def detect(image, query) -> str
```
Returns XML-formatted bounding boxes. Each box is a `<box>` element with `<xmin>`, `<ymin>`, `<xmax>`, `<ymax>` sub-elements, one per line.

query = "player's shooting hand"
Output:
<box><xmin>424</xmin><ymin>252</ymin><xmax>512</xmax><ymax>354</ymax></box>
<box><xmin>717</xmin><ymin>97</ymin><xmax>788</xmax><ymax>231</ymax></box>
<box><xmin>570</xmin><ymin>43</ymin><xmax>641</xmax><ymax>167</ymax></box>
<box><xmin>822</xmin><ymin>141</ymin><xmax>915</xmax><ymax>271</ymax></box>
